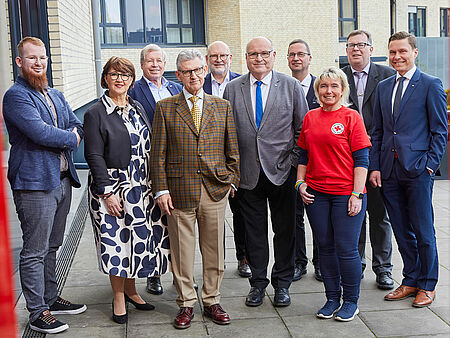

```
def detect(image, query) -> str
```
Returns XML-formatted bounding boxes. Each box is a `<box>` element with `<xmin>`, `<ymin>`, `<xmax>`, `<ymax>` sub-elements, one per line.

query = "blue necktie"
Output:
<box><xmin>255</xmin><ymin>81</ymin><xmax>263</xmax><ymax>128</ymax></box>
<box><xmin>393</xmin><ymin>77</ymin><xmax>405</xmax><ymax>120</ymax></box>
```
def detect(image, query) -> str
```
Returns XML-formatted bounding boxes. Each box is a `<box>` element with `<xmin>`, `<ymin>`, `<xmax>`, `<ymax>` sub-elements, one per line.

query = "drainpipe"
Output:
<box><xmin>91</xmin><ymin>0</ymin><xmax>103</xmax><ymax>97</ymax></box>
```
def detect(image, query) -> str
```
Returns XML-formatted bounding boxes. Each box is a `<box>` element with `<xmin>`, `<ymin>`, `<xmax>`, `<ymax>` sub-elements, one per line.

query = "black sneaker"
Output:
<box><xmin>29</xmin><ymin>310</ymin><xmax>69</xmax><ymax>334</ymax></box>
<box><xmin>49</xmin><ymin>296</ymin><xmax>87</xmax><ymax>315</ymax></box>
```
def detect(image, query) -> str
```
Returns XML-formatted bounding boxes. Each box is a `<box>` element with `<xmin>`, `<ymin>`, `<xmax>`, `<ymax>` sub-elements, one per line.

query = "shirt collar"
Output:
<box><xmin>351</xmin><ymin>62</ymin><xmax>371</xmax><ymax>76</ymax></box>
<box><xmin>250</xmin><ymin>71</ymin><xmax>273</xmax><ymax>86</ymax></box>
<box><xmin>101</xmin><ymin>92</ymin><xmax>132</xmax><ymax>115</ymax></box>
<box><xmin>299</xmin><ymin>73</ymin><xmax>312</xmax><ymax>88</ymax></box>
<box><xmin>144</xmin><ymin>76</ymin><xmax>169</xmax><ymax>89</ymax></box>
<box><xmin>182</xmin><ymin>87</ymin><xmax>204</xmax><ymax>101</ymax></box>
<box><xmin>211</xmin><ymin>72</ymin><xmax>230</xmax><ymax>86</ymax></box>
<box><xmin>396</xmin><ymin>65</ymin><xmax>416</xmax><ymax>81</ymax></box>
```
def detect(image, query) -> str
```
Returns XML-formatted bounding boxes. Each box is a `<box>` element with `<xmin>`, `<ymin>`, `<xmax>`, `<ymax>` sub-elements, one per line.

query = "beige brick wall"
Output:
<box><xmin>47</xmin><ymin>0</ymin><xmax>96</xmax><ymax>110</ymax></box>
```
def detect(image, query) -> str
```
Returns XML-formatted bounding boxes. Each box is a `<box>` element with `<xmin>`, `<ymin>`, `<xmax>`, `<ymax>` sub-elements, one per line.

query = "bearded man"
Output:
<box><xmin>3</xmin><ymin>37</ymin><xmax>86</xmax><ymax>334</ymax></box>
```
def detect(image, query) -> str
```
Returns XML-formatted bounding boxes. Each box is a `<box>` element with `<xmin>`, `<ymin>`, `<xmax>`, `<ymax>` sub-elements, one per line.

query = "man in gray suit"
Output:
<box><xmin>223</xmin><ymin>37</ymin><xmax>308</xmax><ymax>307</ymax></box>
<box><xmin>341</xmin><ymin>30</ymin><xmax>396</xmax><ymax>289</ymax></box>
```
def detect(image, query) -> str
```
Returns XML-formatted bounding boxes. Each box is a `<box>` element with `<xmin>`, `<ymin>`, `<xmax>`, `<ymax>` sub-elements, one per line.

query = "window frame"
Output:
<box><xmin>440</xmin><ymin>8</ymin><xmax>450</xmax><ymax>37</ymax></box>
<box><xmin>408</xmin><ymin>6</ymin><xmax>426</xmax><ymax>37</ymax></box>
<box><xmin>338</xmin><ymin>0</ymin><xmax>358</xmax><ymax>41</ymax></box>
<box><xmin>99</xmin><ymin>0</ymin><xmax>205</xmax><ymax>47</ymax></box>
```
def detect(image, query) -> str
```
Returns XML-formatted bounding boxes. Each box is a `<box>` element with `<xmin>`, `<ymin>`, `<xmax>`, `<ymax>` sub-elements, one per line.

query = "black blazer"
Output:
<box><xmin>342</xmin><ymin>62</ymin><xmax>396</xmax><ymax>134</ymax></box>
<box><xmin>84</xmin><ymin>95</ymin><xmax>151</xmax><ymax>193</ymax></box>
<box><xmin>306</xmin><ymin>74</ymin><xmax>320</xmax><ymax>110</ymax></box>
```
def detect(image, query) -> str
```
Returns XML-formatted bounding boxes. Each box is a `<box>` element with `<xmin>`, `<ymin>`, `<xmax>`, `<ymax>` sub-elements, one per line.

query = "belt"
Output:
<box><xmin>60</xmin><ymin>171</ymin><xmax>70</xmax><ymax>180</ymax></box>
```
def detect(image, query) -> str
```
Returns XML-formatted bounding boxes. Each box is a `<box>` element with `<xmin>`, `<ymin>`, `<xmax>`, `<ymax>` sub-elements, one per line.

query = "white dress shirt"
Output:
<box><xmin>299</xmin><ymin>73</ymin><xmax>312</xmax><ymax>98</ymax></box>
<box><xmin>351</xmin><ymin>63</ymin><xmax>371</xmax><ymax>91</ymax></box>
<box><xmin>391</xmin><ymin>65</ymin><xmax>416</xmax><ymax>112</ymax></box>
<box><xmin>250</xmin><ymin>71</ymin><xmax>272</xmax><ymax>121</ymax></box>
<box><xmin>211</xmin><ymin>72</ymin><xmax>230</xmax><ymax>98</ymax></box>
<box><xmin>144</xmin><ymin>76</ymin><xmax>172</xmax><ymax>103</ymax></box>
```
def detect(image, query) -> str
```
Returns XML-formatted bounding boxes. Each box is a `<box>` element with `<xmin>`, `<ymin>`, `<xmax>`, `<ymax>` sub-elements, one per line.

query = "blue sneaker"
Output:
<box><xmin>316</xmin><ymin>299</ymin><xmax>341</xmax><ymax>319</ymax></box>
<box><xmin>335</xmin><ymin>301</ymin><xmax>359</xmax><ymax>321</ymax></box>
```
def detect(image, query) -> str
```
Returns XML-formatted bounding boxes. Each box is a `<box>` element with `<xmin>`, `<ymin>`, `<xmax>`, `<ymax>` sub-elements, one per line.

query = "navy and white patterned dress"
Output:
<box><xmin>88</xmin><ymin>96</ymin><xmax>170</xmax><ymax>278</ymax></box>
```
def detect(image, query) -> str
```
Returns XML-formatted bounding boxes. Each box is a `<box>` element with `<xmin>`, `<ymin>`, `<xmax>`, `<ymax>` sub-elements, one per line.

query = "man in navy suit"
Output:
<box><xmin>287</xmin><ymin>39</ymin><xmax>321</xmax><ymax>282</ymax></box>
<box><xmin>370</xmin><ymin>31</ymin><xmax>447</xmax><ymax>307</ymax></box>
<box><xmin>129</xmin><ymin>44</ymin><xmax>182</xmax><ymax>126</ymax></box>
<box><xmin>129</xmin><ymin>44</ymin><xmax>182</xmax><ymax>295</ymax></box>
<box><xmin>203</xmin><ymin>41</ymin><xmax>249</xmax><ymax>278</ymax></box>
<box><xmin>342</xmin><ymin>30</ymin><xmax>396</xmax><ymax>290</ymax></box>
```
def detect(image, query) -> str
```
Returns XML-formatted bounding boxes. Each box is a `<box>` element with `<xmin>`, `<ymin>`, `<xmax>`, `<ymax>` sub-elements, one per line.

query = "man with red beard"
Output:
<box><xmin>3</xmin><ymin>37</ymin><xmax>86</xmax><ymax>334</ymax></box>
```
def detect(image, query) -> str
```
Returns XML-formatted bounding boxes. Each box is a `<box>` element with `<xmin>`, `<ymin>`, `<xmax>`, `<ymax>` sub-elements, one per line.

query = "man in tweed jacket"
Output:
<box><xmin>150</xmin><ymin>49</ymin><xmax>239</xmax><ymax>329</ymax></box>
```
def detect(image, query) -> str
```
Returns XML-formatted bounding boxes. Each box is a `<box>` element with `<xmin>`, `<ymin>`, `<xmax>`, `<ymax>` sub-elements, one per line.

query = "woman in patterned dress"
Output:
<box><xmin>84</xmin><ymin>57</ymin><xmax>170</xmax><ymax>324</ymax></box>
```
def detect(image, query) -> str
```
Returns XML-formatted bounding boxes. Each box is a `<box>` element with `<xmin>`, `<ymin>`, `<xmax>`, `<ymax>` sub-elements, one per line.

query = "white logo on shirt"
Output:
<box><xmin>331</xmin><ymin>123</ymin><xmax>344</xmax><ymax>134</ymax></box>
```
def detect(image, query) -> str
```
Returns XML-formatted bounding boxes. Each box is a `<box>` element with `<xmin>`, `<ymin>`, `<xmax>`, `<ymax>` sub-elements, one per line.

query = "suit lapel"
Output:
<box><xmin>203</xmin><ymin>74</ymin><xmax>212</xmax><ymax>95</ymax></box>
<box><xmin>138</xmin><ymin>78</ymin><xmax>156</xmax><ymax>111</ymax></box>
<box><xmin>396</xmin><ymin>69</ymin><xmax>420</xmax><ymax>121</ymax></box>
<box><xmin>259</xmin><ymin>71</ymin><xmax>279</xmax><ymax>129</ymax></box>
<box><xmin>175</xmin><ymin>92</ymin><xmax>198</xmax><ymax>135</ymax></box>
<box><xmin>383</xmin><ymin>76</ymin><xmax>396</xmax><ymax>123</ymax></box>
<box><xmin>345</xmin><ymin>67</ymin><xmax>359</xmax><ymax>109</ymax></box>
<box><xmin>31</xmin><ymin>89</ymin><xmax>57</xmax><ymax>126</ymax></box>
<box><xmin>363</xmin><ymin>63</ymin><xmax>378</xmax><ymax>106</ymax></box>
<box><xmin>200</xmin><ymin>94</ymin><xmax>214</xmax><ymax>134</ymax></box>
<box><xmin>240</xmin><ymin>74</ymin><xmax>257</xmax><ymax>131</ymax></box>
<box><xmin>167</xmin><ymin>82</ymin><xmax>179</xmax><ymax>95</ymax></box>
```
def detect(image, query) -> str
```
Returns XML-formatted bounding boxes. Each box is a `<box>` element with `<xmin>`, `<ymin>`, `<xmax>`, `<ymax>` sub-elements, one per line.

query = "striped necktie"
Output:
<box><xmin>189</xmin><ymin>96</ymin><xmax>201</xmax><ymax>131</ymax></box>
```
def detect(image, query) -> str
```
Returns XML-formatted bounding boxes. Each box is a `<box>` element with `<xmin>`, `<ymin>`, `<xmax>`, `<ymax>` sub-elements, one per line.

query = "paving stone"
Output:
<box><xmin>213</xmin><ymin>295</ymin><xmax>279</xmax><ymax>320</ymax></box>
<box><xmin>47</xmin><ymin>325</ymin><xmax>125</xmax><ymax>338</ymax></box>
<box><xmin>206</xmin><ymin>317</ymin><xmax>290</xmax><ymax>337</ymax></box>
<box><xmin>128</xmin><ymin>302</ymin><xmax>203</xmax><ymax>325</ymax></box>
<box><xmin>269</xmin><ymin>292</ymin><xmax>325</xmax><ymax>317</ymax></box>
<box><xmin>358</xmin><ymin>308</ymin><xmax>450</xmax><ymax>337</ymax></box>
<box><xmin>429</xmin><ymin>305</ymin><xmax>450</xmax><ymax>324</ymax></box>
<box><xmin>60</xmin><ymin>285</ymin><xmax>113</xmax><ymax>305</ymax></box>
<box><xmin>128</xmin><ymin>322</ymin><xmax>208</xmax><ymax>337</ymax></box>
<box><xmin>284</xmin><ymin>314</ymin><xmax>374</xmax><ymax>338</ymax></box>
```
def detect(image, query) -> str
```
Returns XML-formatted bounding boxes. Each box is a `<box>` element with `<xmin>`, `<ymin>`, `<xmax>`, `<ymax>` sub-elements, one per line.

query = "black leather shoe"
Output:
<box><xmin>376</xmin><ymin>271</ymin><xmax>394</xmax><ymax>290</ymax></box>
<box><xmin>124</xmin><ymin>294</ymin><xmax>155</xmax><ymax>310</ymax></box>
<box><xmin>314</xmin><ymin>266</ymin><xmax>323</xmax><ymax>282</ymax></box>
<box><xmin>238</xmin><ymin>258</ymin><xmax>252</xmax><ymax>278</ymax></box>
<box><xmin>112</xmin><ymin>300</ymin><xmax>128</xmax><ymax>324</ymax></box>
<box><xmin>147</xmin><ymin>276</ymin><xmax>163</xmax><ymax>295</ymax></box>
<box><xmin>245</xmin><ymin>287</ymin><xmax>265</xmax><ymax>307</ymax></box>
<box><xmin>293</xmin><ymin>264</ymin><xmax>307</xmax><ymax>281</ymax></box>
<box><xmin>273</xmin><ymin>288</ymin><xmax>291</xmax><ymax>307</ymax></box>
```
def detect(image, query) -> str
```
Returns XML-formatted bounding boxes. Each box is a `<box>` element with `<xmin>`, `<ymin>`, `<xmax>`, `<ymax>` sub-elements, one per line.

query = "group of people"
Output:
<box><xmin>3</xmin><ymin>28</ymin><xmax>447</xmax><ymax>334</ymax></box>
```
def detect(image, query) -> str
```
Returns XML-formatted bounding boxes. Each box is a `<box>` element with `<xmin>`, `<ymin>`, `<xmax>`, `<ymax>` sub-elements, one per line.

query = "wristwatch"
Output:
<box><xmin>351</xmin><ymin>191</ymin><xmax>364</xmax><ymax>199</ymax></box>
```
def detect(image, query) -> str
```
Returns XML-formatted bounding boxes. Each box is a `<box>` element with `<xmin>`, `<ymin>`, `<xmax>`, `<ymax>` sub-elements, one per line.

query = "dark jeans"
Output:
<box><xmin>305</xmin><ymin>188</ymin><xmax>366</xmax><ymax>303</ymax></box>
<box><xmin>13</xmin><ymin>177</ymin><xmax>72</xmax><ymax>322</ymax></box>
<box><xmin>239</xmin><ymin>168</ymin><xmax>296</xmax><ymax>289</ymax></box>
<box><xmin>295</xmin><ymin>194</ymin><xmax>319</xmax><ymax>268</ymax></box>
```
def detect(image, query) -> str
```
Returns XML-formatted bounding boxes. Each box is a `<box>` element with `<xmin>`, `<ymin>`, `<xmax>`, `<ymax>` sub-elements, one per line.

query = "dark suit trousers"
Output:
<box><xmin>239</xmin><ymin>168</ymin><xmax>296</xmax><ymax>289</ymax></box>
<box><xmin>358</xmin><ymin>178</ymin><xmax>393</xmax><ymax>275</ymax></box>
<box><xmin>229</xmin><ymin>193</ymin><xmax>246</xmax><ymax>260</ymax></box>
<box><xmin>381</xmin><ymin>160</ymin><xmax>438</xmax><ymax>291</ymax></box>
<box><xmin>295</xmin><ymin>195</ymin><xmax>319</xmax><ymax>267</ymax></box>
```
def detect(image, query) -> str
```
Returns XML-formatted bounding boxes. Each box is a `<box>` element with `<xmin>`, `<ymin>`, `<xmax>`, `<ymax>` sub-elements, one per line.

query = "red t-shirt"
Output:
<box><xmin>297</xmin><ymin>106</ymin><xmax>371</xmax><ymax>195</ymax></box>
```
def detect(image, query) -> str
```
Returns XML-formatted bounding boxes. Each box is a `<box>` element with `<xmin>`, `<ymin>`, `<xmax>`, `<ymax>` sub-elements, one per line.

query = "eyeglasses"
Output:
<box><xmin>208</xmin><ymin>54</ymin><xmax>230</xmax><ymax>61</ymax></box>
<box><xmin>287</xmin><ymin>52</ymin><xmax>310</xmax><ymax>59</ymax></box>
<box><xmin>346</xmin><ymin>42</ymin><xmax>372</xmax><ymax>49</ymax></box>
<box><xmin>247</xmin><ymin>50</ymin><xmax>273</xmax><ymax>59</ymax></box>
<box><xmin>23</xmin><ymin>56</ymin><xmax>48</xmax><ymax>63</ymax></box>
<box><xmin>178</xmin><ymin>67</ymin><xmax>204</xmax><ymax>77</ymax></box>
<box><xmin>108</xmin><ymin>72</ymin><xmax>132</xmax><ymax>81</ymax></box>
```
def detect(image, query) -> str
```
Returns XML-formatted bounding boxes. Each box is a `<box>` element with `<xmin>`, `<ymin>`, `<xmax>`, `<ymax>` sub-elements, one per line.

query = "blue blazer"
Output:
<box><xmin>129</xmin><ymin>76</ymin><xmax>182</xmax><ymax>125</ymax></box>
<box><xmin>3</xmin><ymin>76</ymin><xmax>83</xmax><ymax>190</ymax></box>
<box><xmin>203</xmin><ymin>71</ymin><xmax>241</xmax><ymax>95</ymax></box>
<box><xmin>370</xmin><ymin>69</ymin><xmax>448</xmax><ymax>179</ymax></box>
<box><xmin>305</xmin><ymin>74</ymin><xmax>320</xmax><ymax>110</ymax></box>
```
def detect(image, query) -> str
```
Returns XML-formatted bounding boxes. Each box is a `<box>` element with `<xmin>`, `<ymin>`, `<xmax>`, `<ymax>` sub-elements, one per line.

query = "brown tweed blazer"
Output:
<box><xmin>150</xmin><ymin>91</ymin><xmax>240</xmax><ymax>209</ymax></box>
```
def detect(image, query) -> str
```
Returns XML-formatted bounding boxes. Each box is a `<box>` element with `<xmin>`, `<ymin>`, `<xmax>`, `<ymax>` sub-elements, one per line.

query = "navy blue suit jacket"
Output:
<box><xmin>370</xmin><ymin>69</ymin><xmax>448</xmax><ymax>179</ymax></box>
<box><xmin>305</xmin><ymin>74</ymin><xmax>320</xmax><ymax>110</ymax></box>
<box><xmin>3</xmin><ymin>76</ymin><xmax>83</xmax><ymax>190</ymax></box>
<box><xmin>129</xmin><ymin>76</ymin><xmax>182</xmax><ymax>125</ymax></box>
<box><xmin>203</xmin><ymin>71</ymin><xmax>241</xmax><ymax>95</ymax></box>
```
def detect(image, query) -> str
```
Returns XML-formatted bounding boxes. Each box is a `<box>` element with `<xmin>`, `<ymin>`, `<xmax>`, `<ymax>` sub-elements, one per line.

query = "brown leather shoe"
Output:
<box><xmin>384</xmin><ymin>285</ymin><xmax>418</xmax><ymax>301</ymax></box>
<box><xmin>204</xmin><ymin>304</ymin><xmax>231</xmax><ymax>325</ymax></box>
<box><xmin>173</xmin><ymin>307</ymin><xmax>194</xmax><ymax>329</ymax></box>
<box><xmin>412</xmin><ymin>289</ymin><xmax>436</xmax><ymax>307</ymax></box>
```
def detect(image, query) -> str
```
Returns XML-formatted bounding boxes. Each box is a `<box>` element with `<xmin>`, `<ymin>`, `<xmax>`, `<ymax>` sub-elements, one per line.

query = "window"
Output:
<box><xmin>440</xmin><ymin>8</ymin><xmax>450</xmax><ymax>37</ymax></box>
<box><xmin>338</xmin><ymin>0</ymin><xmax>357</xmax><ymax>40</ymax></box>
<box><xmin>98</xmin><ymin>0</ymin><xmax>205</xmax><ymax>46</ymax></box>
<box><xmin>408</xmin><ymin>6</ymin><xmax>426</xmax><ymax>37</ymax></box>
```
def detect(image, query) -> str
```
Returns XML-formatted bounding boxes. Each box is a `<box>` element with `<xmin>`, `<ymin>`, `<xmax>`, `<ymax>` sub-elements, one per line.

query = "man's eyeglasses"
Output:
<box><xmin>247</xmin><ymin>50</ymin><xmax>273</xmax><ymax>59</ymax></box>
<box><xmin>23</xmin><ymin>56</ymin><xmax>48</xmax><ymax>63</ymax></box>
<box><xmin>208</xmin><ymin>54</ymin><xmax>230</xmax><ymax>61</ymax></box>
<box><xmin>108</xmin><ymin>72</ymin><xmax>132</xmax><ymax>81</ymax></box>
<box><xmin>287</xmin><ymin>52</ymin><xmax>310</xmax><ymax>59</ymax></box>
<box><xmin>178</xmin><ymin>67</ymin><xmax>204</xmax><ymax>77</ymax></box>
<box><xmin>346</xmin><ymin>42</ymin><xmax>372</xmax><ymax>49</ymax></box>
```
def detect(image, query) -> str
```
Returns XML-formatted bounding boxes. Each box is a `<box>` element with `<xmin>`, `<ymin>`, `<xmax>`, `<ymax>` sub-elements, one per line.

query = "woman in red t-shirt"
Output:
<box><xmin>296</xmin><ymin>67</ymin><xmax>371</xmax><ymax>322</ymax></box>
